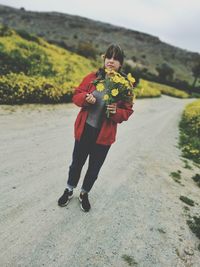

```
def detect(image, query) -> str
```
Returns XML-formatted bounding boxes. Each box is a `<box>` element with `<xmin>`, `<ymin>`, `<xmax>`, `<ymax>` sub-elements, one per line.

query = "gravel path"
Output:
<box><xmin>0</xmin><ymin>95</ymin><xmax>199</xmax><ymax>267</ymax></box>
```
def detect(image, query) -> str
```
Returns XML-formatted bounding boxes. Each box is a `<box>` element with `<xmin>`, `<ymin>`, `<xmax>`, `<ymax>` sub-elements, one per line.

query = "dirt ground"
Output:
<box><xmin>0</xmin><ymin>95</ymin><xmax>200</xmax><ymax>267</ymax></box>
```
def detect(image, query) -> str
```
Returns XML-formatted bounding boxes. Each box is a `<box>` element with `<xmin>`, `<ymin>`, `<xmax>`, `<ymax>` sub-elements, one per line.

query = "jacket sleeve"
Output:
<box><xmin>109</xmin><ymin>101</ymin><xmax>134</xmax><ymax>124</ymax></box>
<box><xmin>72</xmin><ymin>74</ymin><xmax>92</xmax><ymax>107</ymax></box>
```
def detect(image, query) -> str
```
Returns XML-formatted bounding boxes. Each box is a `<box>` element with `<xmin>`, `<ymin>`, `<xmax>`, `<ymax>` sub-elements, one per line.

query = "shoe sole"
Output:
<box><xmin>58</xmin><ymin>195</ymin><xmax>73</xmax><ymax>207</ymax></box>
<box><xmin>79</xmin><ymin>196</ymin><xmax>90</xmax><ymax>212</ymax></box>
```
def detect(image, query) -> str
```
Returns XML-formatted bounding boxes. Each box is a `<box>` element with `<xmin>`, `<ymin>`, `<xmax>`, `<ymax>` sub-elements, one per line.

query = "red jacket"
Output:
<box><xmin>72</xmin><ymin>71</ymin><xmax>134</xmax><ymax>145</ymax></box>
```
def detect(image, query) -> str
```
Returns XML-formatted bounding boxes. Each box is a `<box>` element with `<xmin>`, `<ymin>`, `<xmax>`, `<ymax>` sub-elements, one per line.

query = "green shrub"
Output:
<box><xmin>135</xmin><ymin>79</ymin><xmax>189</xmax><ymax>99</ymax></box>
<box><xmin>0</xmin><ymin>43</ymin><xmax>55</xmax><ymax>76</ymax></box>
<box><xmin>179</xmin><ymin>195</ymin><xmax>195</xmax><ymax>206</ymax></box>
<box><xmin>134</xmin><ymin>79</ymin><xmax>161</xmax><ymax>98</ymax></box>
<box><xmin>187</xmin><ymin>216</ymin><xmax>200</xmax><ymax>239</ymax></box>
<box><xmin>179</xmin><ymin>100</ymin><xmax>200</xmax><ymax>164</ymax></box>
<box><xmin>0</xmin><ymin>25</ymin><xmax>94</xmax><ymax>104</ymax></box>
<box><xmin>0</xmin><ymin>72</ymin><xmax>74</xmax><ymax>104</ymax></box>
<box><xmin>76</xmin><ymin>42</ymin><xmax>98</xmax><ymax>59</ymax></box>
<box><xmin>0</xmin><ymin>24</ymin><xmax>13</xmax><ymax>37</ymax></box>
<box><xmin>16</xmin><ymin>29</ymin><xmax>40</xmax><ymax>43</ymax></box>
<box><xmin>192</xmin><ymin>174</ymin><xmax>200</xmax><ymax>187</ymax></box>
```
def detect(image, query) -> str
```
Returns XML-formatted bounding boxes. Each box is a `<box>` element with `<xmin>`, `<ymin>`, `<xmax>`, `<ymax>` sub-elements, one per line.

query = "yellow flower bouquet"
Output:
<box><xmin>93</xmin><ymin>68</ymin><xmax>136</xmax><ymax>118</ymax></box>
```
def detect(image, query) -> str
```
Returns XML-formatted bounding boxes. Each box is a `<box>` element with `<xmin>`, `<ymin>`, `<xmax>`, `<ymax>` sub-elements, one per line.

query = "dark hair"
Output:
<box><xmin>104</xmin><ymin>44</ymin><xmax>125</xmax><ymax>66</ymax></box>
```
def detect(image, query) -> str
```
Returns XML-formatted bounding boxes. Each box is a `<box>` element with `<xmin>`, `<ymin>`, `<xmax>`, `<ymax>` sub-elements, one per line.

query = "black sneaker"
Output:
<box><xmin>58</xmin><ymin>188</ymin><xmax>73</xmax><ymax>207</ymax></box>
<box><xmin>79</xmin><ymin>192</ymin><xmax>91</xmax><ymax>212</ymax></box>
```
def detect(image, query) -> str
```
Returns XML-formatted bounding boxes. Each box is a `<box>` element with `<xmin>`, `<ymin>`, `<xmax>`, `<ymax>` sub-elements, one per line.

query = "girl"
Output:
<box><xmin>58</xmin><ymin>44</ymin><xmax>134</xmax><ymax>212</ymax></box>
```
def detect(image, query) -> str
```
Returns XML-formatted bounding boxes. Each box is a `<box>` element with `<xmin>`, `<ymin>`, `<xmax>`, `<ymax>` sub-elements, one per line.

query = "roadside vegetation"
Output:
<box><xmin>179</xmin><ymin>99</ymin><xmax>200</xmax><ymax>165</ymax></box>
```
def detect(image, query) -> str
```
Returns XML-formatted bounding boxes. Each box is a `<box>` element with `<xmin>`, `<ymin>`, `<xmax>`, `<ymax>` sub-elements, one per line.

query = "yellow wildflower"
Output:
<box><xmin>124</xmin><ymin>81</ymin><xmax>130</xmax><ymax>88</ymax></box>
<box><xmin>119</xmin><ymin>77</ymin><xmax>126</xmax><ymax>85</ymax></box>
<box><xmin>105</xmin><ymin>68</ymin><xmax>116</xmax><ymax>75</ymax></box>
<box><xmin>96</xmin><ymin>83</ymin><xmax>105</xmax><ymax>92</ymax></box>
<box><xmin>112</xmin><ymin>75</ymin><xmax>121</xmax><ymax>83</ymax></box>
<box><xmin>111</xmin><ymin>89</ymin><xmax>119</xmax><ymax>96</ymax></box>
<box><xmin>127</xmin><ymin>73</ymin><xmax>135</xmax><ymax>84</ymax></box>
<box><xmin>103</xmin><ymin>94</ymin><xmax>109</xmax><ymax>101</ymax></box>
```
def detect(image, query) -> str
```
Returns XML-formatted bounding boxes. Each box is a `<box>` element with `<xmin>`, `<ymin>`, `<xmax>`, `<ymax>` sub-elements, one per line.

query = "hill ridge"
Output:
<box><xmin>0</xmin><ymin>4</ymin><xmax>199</xmax><ymax>85</ymax></box>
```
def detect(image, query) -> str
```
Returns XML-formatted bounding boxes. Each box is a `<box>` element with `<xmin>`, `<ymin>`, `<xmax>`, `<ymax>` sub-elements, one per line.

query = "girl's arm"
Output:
<box><xmin>72</xmin><ymin>73</ymin><xmax>95</xmax><ymax>107</ymax></box>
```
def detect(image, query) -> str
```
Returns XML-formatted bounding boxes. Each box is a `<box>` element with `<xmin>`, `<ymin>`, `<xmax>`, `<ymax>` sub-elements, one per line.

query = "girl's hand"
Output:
<box><xmin>107</xmin><ymin>103</ymin><xmax>117</xmax><ymax>114</ymax></box>
<box><xmin>85</xmin><ymin>93</ymin><xmax>96</xmax><ymax>104</ymax></box>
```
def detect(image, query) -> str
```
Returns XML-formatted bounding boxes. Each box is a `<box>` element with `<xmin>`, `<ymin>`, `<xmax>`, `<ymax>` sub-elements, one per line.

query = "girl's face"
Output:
<box><xmin>104</xmin><ymin>55</ymin><xmax>121</xmax><ymax>72</ymax></box>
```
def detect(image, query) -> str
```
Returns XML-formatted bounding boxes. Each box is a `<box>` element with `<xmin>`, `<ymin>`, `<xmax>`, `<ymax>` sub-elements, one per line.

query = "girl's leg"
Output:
<box><xmin>67</xmin><ymin>140</ymin><xmax>89</xmax><ymax>188</ymax></box>
<box><xmin>67</xmin><ymin>124</ymin><xmax>92</xmax><ymax>188</ymax></box>
<box><xmin>81</xmin><ymin>143</ymin><xmax>111</xmax><ymax>192</ymax></box>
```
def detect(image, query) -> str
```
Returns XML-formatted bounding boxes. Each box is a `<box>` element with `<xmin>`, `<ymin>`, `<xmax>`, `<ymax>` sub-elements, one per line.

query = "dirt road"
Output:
<box><xmin>0</xmin><ymin>95</ymin><xmax>199</xmax><ymax>267</ymax></box>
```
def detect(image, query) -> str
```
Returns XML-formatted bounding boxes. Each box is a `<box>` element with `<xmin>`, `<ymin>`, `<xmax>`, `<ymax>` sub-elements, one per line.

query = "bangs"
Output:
<box><xmin>104</xmin><ymin>44</ymin><xmax>124</xmax><ymax>65</ymax></box>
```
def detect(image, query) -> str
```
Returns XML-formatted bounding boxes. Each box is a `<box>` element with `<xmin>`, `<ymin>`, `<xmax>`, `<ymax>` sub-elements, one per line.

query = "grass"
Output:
<box><xmin>187</xmin><ymin>216</ymin><xmax>200</xmax><ymax>239</ymax></box>
<box><xmin>179</xmin><ymin>196</ymin><xmax>195</xmax><ymax>206</ymax></box>
<box><xmin>183</xmin><ymin>206</ymin><xmax>190</xmax><ymax>212</ymax></box>
<box><xmin>191</xmin><ymin>173</ymin><xmax>200</xmax><ymax>187</ymax></box>
<box><xmin>170</xmin><ymin>170</ymin><xmax>182</xmax><ymax>184</ymax></box>
<box><xmin>181</xmin><ymin>159</ymin><xmax>193</xmax><ymax>170</ymax></box>
<box><xmin>193</xmin><ymin>162</ymin><xmax>200</xmax><ymax>169</ymax></box>
<box><xmin>121</xmin><ymin>254</ymin><xmax>138</xmax><ymax>266</ymax></box>
<box><xmin>157</xmin><ymin>228</ymin><xmax>166</xmax><ymax>234</ymax></box>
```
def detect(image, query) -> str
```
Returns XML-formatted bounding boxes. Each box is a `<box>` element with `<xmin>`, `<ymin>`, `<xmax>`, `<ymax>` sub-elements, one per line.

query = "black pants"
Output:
<box><xmin>67</xmin><ymin>123</ymin><xmax>111</xmax><ymax>192</ymax></box>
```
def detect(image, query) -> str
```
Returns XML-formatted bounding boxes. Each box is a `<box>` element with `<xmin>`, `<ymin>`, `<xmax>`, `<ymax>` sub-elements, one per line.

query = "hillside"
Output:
<box><xmin>0</xmin><ymin>24</ymin><xmax>95</xmax><ymax>104</ymax></box>
<box><xmin>0</xmin><ymin>4</ymin><xmax>199</xmax><ymax>87</ymax></box>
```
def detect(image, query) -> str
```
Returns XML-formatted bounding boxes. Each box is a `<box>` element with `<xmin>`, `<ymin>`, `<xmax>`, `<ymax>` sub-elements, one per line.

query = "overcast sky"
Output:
<box><xmin>0</xmin><ymin>0</ymin><xmax>199</xmax><ymax>53</ymax></box>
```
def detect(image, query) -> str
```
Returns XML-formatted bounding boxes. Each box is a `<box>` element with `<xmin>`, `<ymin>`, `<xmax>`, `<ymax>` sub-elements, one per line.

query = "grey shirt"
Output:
<box><xmin>86</xmin><ymin>89</ymin><xmax>107</xmax><ymax>129</ymax></box>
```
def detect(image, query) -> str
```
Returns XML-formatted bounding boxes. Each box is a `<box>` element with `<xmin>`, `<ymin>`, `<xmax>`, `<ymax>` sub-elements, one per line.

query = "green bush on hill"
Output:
<box><xmin>0</xmin><ymin>72</ymin><xmax>74</xmax><ymax>104</ymax></box>
<box><xmin>134</xmin><ymin>79</ymin><xmax>189</xmax><ymax>99</ymax></box>
<box><xmin>0</xmin><ymin>24</ymin><xmax>95</xmax><ymax>104</ymax></box>
<box><xmin>134</xmin><ymin>79</ymin><xmax>161</xmax><ymax>98</ymax></box>
<box><xmin>148</xmin><ymin>80</ymin><xmax>189</xmax><ymax>98</ymax></box>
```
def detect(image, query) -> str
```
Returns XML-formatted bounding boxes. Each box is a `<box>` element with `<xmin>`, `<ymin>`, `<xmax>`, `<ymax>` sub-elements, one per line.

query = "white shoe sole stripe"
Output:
<box><xmin>79</xmin><ymin>196</ymin><xmax>90</xmax><ymax>212</ymax></box>
<box><xmin>59</xmin><ymin>195</ymin><xmax>73</xmax><ymax>207</ymax></box>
